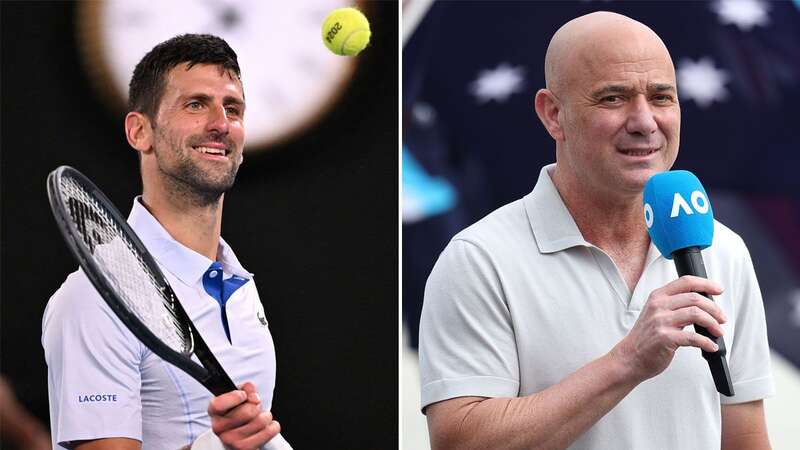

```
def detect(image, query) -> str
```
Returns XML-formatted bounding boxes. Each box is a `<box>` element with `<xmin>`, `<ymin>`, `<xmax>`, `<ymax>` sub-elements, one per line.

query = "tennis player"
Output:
<box><xmin>419</xmin><ymin>12</ymin><xmax>774</xmax><ymax>450</ymax></box>
<box><xmin>42</xmin><ymin>34</ymin><xmax>287</xmax><ymax>450</ymax></box>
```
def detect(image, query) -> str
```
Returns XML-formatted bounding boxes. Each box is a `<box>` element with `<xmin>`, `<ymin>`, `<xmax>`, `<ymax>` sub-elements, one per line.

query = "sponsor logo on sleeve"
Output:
<box><xmin>78</xmin><ymin>393</ymin><xmax>118</xmax><ymax>403</ymax></box>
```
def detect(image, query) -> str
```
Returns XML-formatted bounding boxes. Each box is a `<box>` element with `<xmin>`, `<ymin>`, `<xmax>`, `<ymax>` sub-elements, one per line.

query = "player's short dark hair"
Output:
<box><xmin>128</xmin><ymin>34</ymin><xmax>241</xmax><ymax>121</ymax></box>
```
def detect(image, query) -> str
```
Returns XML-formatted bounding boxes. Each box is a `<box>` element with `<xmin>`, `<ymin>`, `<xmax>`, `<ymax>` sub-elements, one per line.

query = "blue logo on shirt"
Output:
<box><xmin>78</xmin><ymin>394</ymin><xmax>118</xmax><ymax>403</ymax></box>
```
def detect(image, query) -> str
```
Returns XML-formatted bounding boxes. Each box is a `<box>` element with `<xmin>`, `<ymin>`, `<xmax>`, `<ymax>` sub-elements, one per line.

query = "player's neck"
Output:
<box><xmin>140</xmin><ymin>189</ymin><xmax>223</xmax><ymax>261</ymax></box>
<box><xmin>551</xmin><ymin>167</ymin><xmax>650</xmax><ymax>251</ymax></box>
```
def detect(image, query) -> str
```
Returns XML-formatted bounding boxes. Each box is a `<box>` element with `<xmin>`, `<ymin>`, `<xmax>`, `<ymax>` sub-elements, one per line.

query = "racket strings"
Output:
<box><xmin>60</xmin><ymin>176</ymin><xmax>190</xmax><ymax>354</ymax></box>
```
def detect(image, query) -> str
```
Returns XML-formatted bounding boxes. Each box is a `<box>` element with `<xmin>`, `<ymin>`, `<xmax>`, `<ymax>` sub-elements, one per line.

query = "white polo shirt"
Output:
<box><xmin>420</xmin><ymin>164</ymin><xmax>774</xmax><ymax>449</ymax></box>
<box><xmin>43</xmin><ymin>198</ymin><xmax>277</xmax><ymax>450</ymax></box>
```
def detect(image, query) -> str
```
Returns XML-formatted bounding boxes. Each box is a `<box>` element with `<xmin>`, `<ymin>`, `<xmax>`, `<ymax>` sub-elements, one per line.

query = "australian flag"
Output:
<box><xmin>402</xmin><ymin>0</ymin><xmax>800</xmax><ymax>378</ymax></box>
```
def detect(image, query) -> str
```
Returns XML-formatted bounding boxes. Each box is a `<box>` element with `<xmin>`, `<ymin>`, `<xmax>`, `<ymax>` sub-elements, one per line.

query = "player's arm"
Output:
<box><xmin>719</xmin><ymin>242</ymin><xmax>773</xmax><ymax>450</ymax></box>
<box><xmin>426</xmin><ymin>276</ymin><xmax>727</xmax><ymax>450</ymax></box>
<box><xmin>721</xmin><ymin>400</ymin><xmax>771</xmax><ymax>450</ymax></box>
<box><xmin>427</xmin><ymin>350</ymin><xmax>638</xmax><ymax>450</ymax></box>
<box><xmin>42</xmin><ymin>274</ymin><xmax>145</xmax><ymax>449</ymax></box>
<box><xmin>73</xmin><ymin>438</ymin><xmax>194</xmax><ymax>450</ymax></box>
<box><xmin>74</xmin><ymin>437</ymin><xmax>141</xmax><ymax>449</ymax></box>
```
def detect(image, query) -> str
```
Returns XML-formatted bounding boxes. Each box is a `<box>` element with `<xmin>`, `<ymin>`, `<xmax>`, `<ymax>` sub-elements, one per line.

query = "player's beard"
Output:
<box><xmin>153</xmin><ymin>127</ymin><xmax>242</xmax><ymax>207</ymax></box>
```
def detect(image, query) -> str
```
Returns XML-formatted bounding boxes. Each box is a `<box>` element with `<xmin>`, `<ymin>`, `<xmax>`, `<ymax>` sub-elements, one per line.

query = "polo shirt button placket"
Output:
<box><xmin>203</xmin><ymin>262</ymin><xmax>231</xmax><ymax>343</ymax></box>
<box><xmin>202</xmin><ymin>262</ymin><xmax>249</xmax><ymax>344</ymax></box>
<box><xmin>622</xmin><ymin>309</ymin><xmax>638</xmax><ymax>330</ymax></box>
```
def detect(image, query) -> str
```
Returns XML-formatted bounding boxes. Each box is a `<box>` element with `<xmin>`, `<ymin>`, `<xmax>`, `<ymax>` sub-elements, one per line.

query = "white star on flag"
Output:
<box><xmin>677</xmin><ymin>58</ymin><xmax>731</xmax><ymax>109</ymax></box>
<box><xmin>711</xmin><ymin>0</ymin><xmax>770</xmax><ymax>31</ymax></box>
<box><xmin>469</xmin><ymin>63</ymin><xmax>526</xmax><ymax>104</ymax></box>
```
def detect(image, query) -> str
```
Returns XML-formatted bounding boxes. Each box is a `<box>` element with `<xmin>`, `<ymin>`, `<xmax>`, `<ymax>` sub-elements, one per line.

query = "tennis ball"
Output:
<box><xmin>322</xmin><ymin>7</ymin><xmax>371</xmax><ymax>56</ymax></box>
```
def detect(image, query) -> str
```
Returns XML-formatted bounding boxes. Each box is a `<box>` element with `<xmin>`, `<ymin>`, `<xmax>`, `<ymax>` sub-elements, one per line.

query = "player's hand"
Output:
<box><xmin>612</xmin><ymin>275</ymin><xmax>727</xmax><ymax>382</ymax></box>
<box><xmin>208</xmin><ymin>382</ymin><xmax>280</xmax><ymax>450</ymax></box>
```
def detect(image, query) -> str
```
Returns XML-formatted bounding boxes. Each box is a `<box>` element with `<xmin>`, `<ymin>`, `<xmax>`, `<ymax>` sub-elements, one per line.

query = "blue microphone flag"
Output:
<box><xmin>643</xmin><ymin>170</ymin><xmax>714</xmax><ymax>259</ymax></box>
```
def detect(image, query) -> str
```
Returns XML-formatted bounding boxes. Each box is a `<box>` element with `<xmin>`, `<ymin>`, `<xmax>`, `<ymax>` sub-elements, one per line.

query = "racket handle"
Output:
<box><xmin>190</xmin><ymin>323</ymin><xmax>238</xmax><ymax>396</ymax></box>
<box><xmin>204</xmin><ymin>371</ymin><xmax>238</xmax><ymax>397</ymax></box>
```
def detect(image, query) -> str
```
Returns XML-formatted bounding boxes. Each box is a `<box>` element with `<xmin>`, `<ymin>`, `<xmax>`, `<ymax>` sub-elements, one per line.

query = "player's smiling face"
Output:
<box><xmin>150</xmin><ymin>63</ymin><xmax>246</xmax><ymax>201</ymax></box>
<box><xmin>553</xmin><ymin>20</ymin><xmax>680</xmax><ymax>196</ymax></box>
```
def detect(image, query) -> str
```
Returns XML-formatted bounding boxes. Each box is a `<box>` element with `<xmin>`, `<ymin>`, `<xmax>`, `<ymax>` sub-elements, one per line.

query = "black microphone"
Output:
<box><xmin>643</xmin><ymin>170</ymin><xmax>734</xmax><ymax>396</ymax></box>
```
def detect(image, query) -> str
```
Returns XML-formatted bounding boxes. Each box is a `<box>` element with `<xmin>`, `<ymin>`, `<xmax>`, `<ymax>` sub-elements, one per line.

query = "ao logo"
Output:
<box><xmin>643</xmin><ymin>190</ymin><xmax>709</xmax><ymax>229</ymax></box>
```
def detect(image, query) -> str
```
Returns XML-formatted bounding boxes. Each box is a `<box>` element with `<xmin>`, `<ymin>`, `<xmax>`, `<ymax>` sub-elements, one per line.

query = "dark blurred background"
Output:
<box><xmin>1</xmin><ymin>1</ymin><xmax>398</xmax><ymax>449</ymax></box>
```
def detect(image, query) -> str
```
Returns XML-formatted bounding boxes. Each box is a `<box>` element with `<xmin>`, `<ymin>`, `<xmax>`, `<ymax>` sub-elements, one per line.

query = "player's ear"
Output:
<box><xmin>125</xmin><ymin>112</ymin><xmax>154</xmax><ymax>154</ymax></box>
<box><xmin>534</xmin><ymin>89</ymin><xmax>564</xmax><ymax>141</ymax></box>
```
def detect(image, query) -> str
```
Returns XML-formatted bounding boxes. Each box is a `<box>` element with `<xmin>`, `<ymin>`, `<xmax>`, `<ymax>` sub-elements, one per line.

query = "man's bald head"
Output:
<box><xmin>534</xmin><ymin>11</ymin><xmax>681</xmax><ymax>198</ymax></box>
<box><xmin>544</xmin><ymin>12</ymin><xmax>674</xmax><ymax>96</ymax></box>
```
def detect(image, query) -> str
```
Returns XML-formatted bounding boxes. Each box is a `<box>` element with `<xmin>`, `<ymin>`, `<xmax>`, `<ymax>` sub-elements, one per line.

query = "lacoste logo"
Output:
<box><xmin>78</xmin><ymin>394</ymin><xmax>118</xmax><ymax>403</ymax></box>
<box><xmin>257</xmin><ymin>311</ymin><xmax>267</xmax><ymax>326</ymax></box>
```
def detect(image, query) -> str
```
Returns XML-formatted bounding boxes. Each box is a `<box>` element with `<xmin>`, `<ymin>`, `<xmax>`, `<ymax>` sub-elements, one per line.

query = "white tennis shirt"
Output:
<box><xmin>420</xmin><ymin>164</ymin><xmax>774</xmax><ymax>449</ymax></box>
<box><xmin>43</xmin><ymin>198</ymin><xmax>277</xmax><ymax>449</ymax></box>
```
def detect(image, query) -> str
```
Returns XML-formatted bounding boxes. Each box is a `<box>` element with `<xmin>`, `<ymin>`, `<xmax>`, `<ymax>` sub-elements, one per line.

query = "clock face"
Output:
<box><xmin>78</xmin><ymin>0</ymin><xmax>360</xmax><ymax>152</ymax></box>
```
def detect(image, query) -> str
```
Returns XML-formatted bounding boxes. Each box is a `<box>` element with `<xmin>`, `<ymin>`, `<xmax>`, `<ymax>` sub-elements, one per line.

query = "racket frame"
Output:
<box><xmin>47</xmin><ymin>165</ymin><xmax>236</xmax><ymax>396</ymax></box>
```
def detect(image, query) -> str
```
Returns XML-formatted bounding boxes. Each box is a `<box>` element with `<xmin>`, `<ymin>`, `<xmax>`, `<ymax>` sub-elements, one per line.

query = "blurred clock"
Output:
<box><xmin>77</xmin><ymin>0</ymin><xmax>364</xmax><ymax>152</ymax></box>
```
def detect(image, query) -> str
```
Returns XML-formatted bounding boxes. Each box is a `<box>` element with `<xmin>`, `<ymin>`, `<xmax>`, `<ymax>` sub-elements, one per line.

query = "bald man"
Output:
<box><xmin>418</xmin><ymin>12</ymin><xmax>774</xmax><ymax>450</ymax></box>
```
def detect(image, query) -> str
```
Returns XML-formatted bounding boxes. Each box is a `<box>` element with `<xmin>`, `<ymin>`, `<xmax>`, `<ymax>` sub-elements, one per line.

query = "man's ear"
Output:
<box><xmin>534</xmin><ymin>89</ymin><xmax>565</xmax><ymax>142</ymax></box>
<box><xmin>124</xmin><ymin>112</ymin><xmax>154</xmax><ymax>154</ymax></box>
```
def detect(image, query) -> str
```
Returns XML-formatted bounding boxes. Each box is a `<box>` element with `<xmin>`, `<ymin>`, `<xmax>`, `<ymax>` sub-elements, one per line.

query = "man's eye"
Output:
<box><xmin>187</xmin><ymin>101</ymin><xmax>203</xmax><ymax>110</ymax></box>
<box><xmin>602</xmin><ymin>95</ymin><xmax>622</xmax><ymax>104</ymax></box>
<box><xmin>652</xmin><ymin>95</ymin><xmax>673</xmax><ymax>103</ymax></box>
<box><xmin>225</xmin><ymin>106</ymin><xmax>241</xmax><ymax>116</ymax></box>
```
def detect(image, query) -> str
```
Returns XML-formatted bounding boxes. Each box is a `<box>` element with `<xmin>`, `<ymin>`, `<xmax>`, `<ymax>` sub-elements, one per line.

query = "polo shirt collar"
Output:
<box><xmin>127</xmin><ymin>197</ymin><xmax>253</xmax><ymax>286</ymax></box>
<box><xmin>524</xmin><ymin>164</ymin><xmax>592</xmax><ymax>254</ymax></box>
<box><xmin>524</xmin><ymin>164</ymin><xmax>662</xmax><ymax>265</ymax></box>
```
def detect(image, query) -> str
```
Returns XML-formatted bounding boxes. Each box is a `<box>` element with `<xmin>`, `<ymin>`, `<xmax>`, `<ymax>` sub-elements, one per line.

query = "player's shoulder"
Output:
<box><xmin>451</xmin><ymin>198</ymin><xmax>528</xmax><ymax>250</ymax></box>
<box><xmin>47</xmin><ymin>268</ymin><xmax>103</xmax><ymax>307</ymax></box>
<box><xmin>701</xmin><ymin>220</ymin><xmax>754</xmax><ymax>274</ymax></box>
<box><xmin>427</xmin><ymin>198</ymin><xmax>532</xmax><ymax>281</ymax></box>
<box><xmin>42</xmin><ymin>268</ymin><xmax>113</xmax><ymax>334</ymax></box>
<box><xmin>710</xmin><ymin>219</ymin><xmax>748</xmax><ymax>256</ymax></box>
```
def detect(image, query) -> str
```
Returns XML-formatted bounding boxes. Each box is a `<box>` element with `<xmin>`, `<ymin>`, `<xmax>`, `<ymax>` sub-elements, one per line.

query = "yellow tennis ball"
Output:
<box><xmin>322</xmin><ymin>7</ymin><xmax>371</xmax><ymax>56</ymax></box>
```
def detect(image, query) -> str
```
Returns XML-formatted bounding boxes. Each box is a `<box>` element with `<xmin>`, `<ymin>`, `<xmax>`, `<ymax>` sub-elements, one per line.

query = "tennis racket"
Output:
<box><xmin>47</xmin><ymin>166</ymin><xmax>291</xmax><ymax>450</ymax></box>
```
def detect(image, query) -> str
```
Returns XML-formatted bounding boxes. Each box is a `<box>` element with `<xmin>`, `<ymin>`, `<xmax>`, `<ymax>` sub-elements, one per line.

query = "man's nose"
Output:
<box><xmin>625</xmin><ymin>95</ymin><xmax>658</xmax><ymax>136</ymax></box>
<box><xmin>206</xmin><ymin>105</ymin><xmax>230</xmax><ymax>135</ymax></box>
